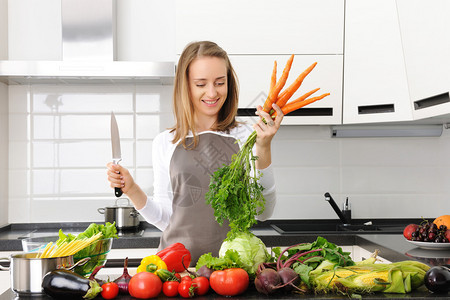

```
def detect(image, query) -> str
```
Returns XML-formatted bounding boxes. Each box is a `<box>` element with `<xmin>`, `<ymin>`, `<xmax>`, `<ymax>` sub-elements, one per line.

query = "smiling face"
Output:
<box><xmin>188</xmin><ymin>56</ymin><xmax>228</xmax><ymax>130</ymax></box>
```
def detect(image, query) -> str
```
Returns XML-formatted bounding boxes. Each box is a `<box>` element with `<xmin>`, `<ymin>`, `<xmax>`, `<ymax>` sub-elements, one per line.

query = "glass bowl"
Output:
<box><xmin>21</xmin><ymin>236</ymin><xmax>60</xmax><ymax>253</ymax></box>
<box><xmin>21</xmin><ymin>236</ymin><xmax>113</xmax><ymax>276</ymax></box>
<box><xmin>73</xmin><ymin>238</ymin><xmax>113</xmax><ymax>276</ymax></box>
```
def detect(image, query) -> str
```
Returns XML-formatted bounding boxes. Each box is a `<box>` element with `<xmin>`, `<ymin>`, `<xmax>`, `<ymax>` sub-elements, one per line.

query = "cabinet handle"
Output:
<box><xmin>414</xmin><ymin>92</ymin><xmax>450</xmax><ymax>110</ymax></box>
<box><xmin>358</xmin><ymin>104</ymin><xmax>395</xmax><ymax>115</ymax></box>
<box><xmin>237</xmin><ymin>108</ymin><xmax>333</xmax><ymax>117</ymax></box>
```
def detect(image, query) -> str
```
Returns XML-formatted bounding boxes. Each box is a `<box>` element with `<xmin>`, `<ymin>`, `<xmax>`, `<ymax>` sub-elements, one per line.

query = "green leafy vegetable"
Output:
<box><xmin>271</xmin><ymin>236</ymin><xmax>354</xmax><ymax>288</ymax></box>
<box><xmin>218</xmin><ymin>231</ymin><xmax>271</xmax><ymax>275</ymax></box>
<box><xmin>196</xmin><ymin>249</ymin><xmax>244</xmax><ymax>271</ymax></box>
<box><xmin>206</xmin><ymin>132</ymin><xmax>265</xmax><ymax>239</ymax></box>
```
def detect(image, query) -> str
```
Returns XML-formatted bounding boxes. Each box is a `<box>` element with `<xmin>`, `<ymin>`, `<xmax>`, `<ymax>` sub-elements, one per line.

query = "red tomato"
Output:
<box><xmin>163</xmin><ymin>281</ymin><xmax>180</xmax><ymax>297</ymax></box>
<box><xmin>178</xmin><ymin>280</ymin><xmax>194</xmax><ymax>298</ymax></box>
<box><xmin>192</xmin><ymin>276</ymin><xmax>209</xmax><ymax>296</ymax></box>
<box><xmin>181</xmin><ymin>275</ymin><xmax>192</xmax><ymax>282</ymax></box>
<box><xmin>128</xmin><ymin>272</ymin><xmax>162</xmax><ymax>299</ymax></box>
<box><xmin>174</xmin><ymin>273</ymin><xmax>182</xmax><ymax>281</ymax></box>
<box><xmin>101</xmin><ymin>282</ymin><xmax>119</xmax><ymax>299</ymax></box>
<box><xmin>209</xmin><ymin>268</ymin><xmax>249</xmax><ymax>296</ymax></box>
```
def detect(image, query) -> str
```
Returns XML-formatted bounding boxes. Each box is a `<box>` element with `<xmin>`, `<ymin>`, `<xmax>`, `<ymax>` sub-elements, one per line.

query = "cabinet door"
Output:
<box><xmin>230</xmin><ymin>55</ymin><xmax>342</xmax><ymax>125</ymax></box>
<box><xmin>175</xmin><ymin>0</ymin><xmax>344</xmax><ymax>55</ymax></box>
<box><xmin>397</xmin><ymin>0</ymin><xmax>450</xmax><ymax>120</ymax></box>
<box><xmin>343</xmin><ymin>0</ymin><xmax>412</xmax><ymax>124</ymax></box>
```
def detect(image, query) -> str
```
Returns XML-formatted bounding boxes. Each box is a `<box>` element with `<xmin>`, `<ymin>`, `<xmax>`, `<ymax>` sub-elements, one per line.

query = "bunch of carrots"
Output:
<box><xmin>207</xmin><ymin>55</ymin><xmax>330</xmax><ymax>237</ymax></box>
<box><xmin>262</xmin><ymin>54</ymin><xmax>330</xmax><ymax>117</ymax></box>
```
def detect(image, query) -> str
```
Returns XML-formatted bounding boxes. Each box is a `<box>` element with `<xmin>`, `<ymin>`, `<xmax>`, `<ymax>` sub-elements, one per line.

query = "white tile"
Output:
<box><xmin>273</xmin><ymin>167</ymin><xmax>340</xmax><ymax>195</ymax></box>
<box><xmin>271</xmin><ymin>195</ymin><xmax>340</xmax><ymax>220</ymax></box>
<box><xmin>272</xmin><ymin>139</ymin><xmax>339</xmax><ymax>167</ymax></box>
<box><xmin>341</xmin><ymin>166</ymin><xmax>445</xmax><ymax>194</ymax></box>
<box><xmin>32</xmin><ymin>92</ymin><xmax>133</xmax><ymax>113</ymax></box>
<box><xmin>135</xmin><ymin>168</ymin><xmax>154</xmax><ymax>195</ymax></box>
<box><xmin>136</xmin><ymin>115</ymin><xmax>161</xmax><ymax>139</ymax></box>
<box><xmin>136</xmin><ymin>140</ymin><xmax>153</xmax><ymax>167</ymax></box>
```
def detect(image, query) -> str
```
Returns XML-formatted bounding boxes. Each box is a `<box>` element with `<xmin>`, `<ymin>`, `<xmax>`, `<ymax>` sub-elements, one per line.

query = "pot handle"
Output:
<box><xmin>63</xmin><ymin>257</ymin><xmax>91</xmax><ymax>271</ymax></box>
<box><xmin>130</xmin><ymin>210</ymin><xmax>140</xmax><ymax>217</ymax></box>
<box><xmin>115</xmin><ymin>198</ymin><xmax>131</xmax><ymax>207</ymax></box>
<box><xmin>0</xmin><ymin>257</ymin><xmax>10</xmax><ymax>271</ymax></box>
<box><xmin>98</xmin><ymin>208</ymin><xmax>105</xmax><ymax>214</ymax></box>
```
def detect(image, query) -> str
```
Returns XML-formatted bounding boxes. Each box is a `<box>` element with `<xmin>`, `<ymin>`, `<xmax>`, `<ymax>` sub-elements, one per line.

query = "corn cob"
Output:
<box><xmin>310</xmin><ymin>260</ymin><xmax>430</xmax><ymax>294</ymax></box>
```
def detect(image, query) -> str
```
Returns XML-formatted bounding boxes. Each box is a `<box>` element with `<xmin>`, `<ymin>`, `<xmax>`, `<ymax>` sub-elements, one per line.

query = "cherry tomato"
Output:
<box><xmin>101</xmin><ymin>282</ymin><xmax>119</xmax><ymax>299</ymax></box>
<box><xmin>209</xmin><ymin>268</ymin><xmax>249</xmax><ymax>296</ymax></box>
<box><xmin>174</xmin><ymin>273</ymin><xmax>182</xmax><ymax>281</ymax></box>
<box><xmin>163</xmin><ymin>281</ymin><xmax>180</xmax><ymax>297</ymax></box>
<box><xmin>178</xmin><ymin>280</ymin><xmax>194</xmax><ymax>298</ymax></box>
<box><xmin>128</xmin><ymin>272</ymin><xmax>162</xmax><ymax>299</ymax></box>
<box><xmin>192</xmin><ymin>276</ymin><xmax>209</xmax><ymax>296</ymax></box>
<box><xmin>181</xmin><ymin>275</ymin><xmax>192</xmax><ymax>282</ymax></box>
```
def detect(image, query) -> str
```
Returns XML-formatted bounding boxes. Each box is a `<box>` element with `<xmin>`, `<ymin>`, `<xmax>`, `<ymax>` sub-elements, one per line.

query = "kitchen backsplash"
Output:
<box><xmin>4</xmin><ymin>84</ymin><xmax>450</xmax><ymax>224</ymax></box>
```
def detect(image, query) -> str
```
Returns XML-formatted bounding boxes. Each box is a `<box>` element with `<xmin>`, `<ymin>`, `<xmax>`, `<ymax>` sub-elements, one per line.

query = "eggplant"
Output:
<box><xmin>424</xmin><ymin>265</ymin><xmax>450</xmax><ymax>293</ymax></box>
<box><xmin>42</xmin><ymin>269</ymin><xmax>102</xmax><ymax>299</ymax></box>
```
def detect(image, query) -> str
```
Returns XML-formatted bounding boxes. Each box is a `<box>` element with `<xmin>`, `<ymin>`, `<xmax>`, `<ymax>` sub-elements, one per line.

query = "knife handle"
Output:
<box><xmin>115</xmin><ymin>187</ymin><xmax>123</xmax><ymax>197</ymax></box>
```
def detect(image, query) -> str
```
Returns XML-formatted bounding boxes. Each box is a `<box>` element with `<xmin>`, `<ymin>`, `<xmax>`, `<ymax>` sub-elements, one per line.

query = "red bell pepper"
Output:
<box><xmin>156</xmin><ymin>243</ymin><xmax>191</xmax><ymax>273</ymax></box>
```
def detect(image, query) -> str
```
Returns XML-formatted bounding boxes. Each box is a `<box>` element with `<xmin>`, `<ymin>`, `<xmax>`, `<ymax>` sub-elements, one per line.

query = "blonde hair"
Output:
<box><xmin>170</xmin><ymin>41</ymin><xmax>239</xmax><ymax>149</ymax></box>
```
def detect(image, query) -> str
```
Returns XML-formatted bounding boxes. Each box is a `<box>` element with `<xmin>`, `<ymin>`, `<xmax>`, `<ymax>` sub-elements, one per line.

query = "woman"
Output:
<box><xmin>107</xmin><ymin>41</ymin><xmax>283</xmax><ymax>263</ymax></box>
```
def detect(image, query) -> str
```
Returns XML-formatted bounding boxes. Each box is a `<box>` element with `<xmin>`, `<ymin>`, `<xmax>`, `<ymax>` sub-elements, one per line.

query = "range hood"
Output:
<box><xmin>0</xmin><ymin>60</ymin><xmax>175</xmax><ymax>85</ymax></box>
<box><xmin>0</xmin><ymin>0</ymin><xmax>175</xmax><ymax>85</ymax></box>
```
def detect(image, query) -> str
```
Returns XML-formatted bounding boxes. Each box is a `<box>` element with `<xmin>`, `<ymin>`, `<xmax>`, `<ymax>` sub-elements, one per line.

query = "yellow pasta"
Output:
<box><xmin>38</xmin><ymin>232</ymin><xmax>103</xmax><ymax>258</ymax></box>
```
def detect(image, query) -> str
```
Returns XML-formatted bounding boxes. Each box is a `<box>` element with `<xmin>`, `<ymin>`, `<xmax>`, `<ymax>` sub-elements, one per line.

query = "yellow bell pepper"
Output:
<box><xmin>137</xmin><ymin>255</ymin><xmax>167</xmax><ymax>273</ymax></box>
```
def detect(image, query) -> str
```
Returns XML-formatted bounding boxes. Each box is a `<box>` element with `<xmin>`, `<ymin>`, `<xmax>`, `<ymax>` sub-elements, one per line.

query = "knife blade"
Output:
<box><xmin>111</xmin><ymin>111</ymin><xmax>123</xmax><ymax>197</ymax></box>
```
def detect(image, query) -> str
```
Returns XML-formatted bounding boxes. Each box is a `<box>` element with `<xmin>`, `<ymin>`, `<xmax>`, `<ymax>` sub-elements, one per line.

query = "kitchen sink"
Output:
<box><xmin>271</xmin><ymin>223</ymin><xmax>404</xmax><ymax>234</ymax></box>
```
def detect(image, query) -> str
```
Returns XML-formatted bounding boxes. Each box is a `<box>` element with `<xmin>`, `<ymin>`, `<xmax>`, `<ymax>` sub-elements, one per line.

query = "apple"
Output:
<box><xmin>403</xmin><ymin>224</ymin><xmax>419</xmax><ymax>240</ymax></box>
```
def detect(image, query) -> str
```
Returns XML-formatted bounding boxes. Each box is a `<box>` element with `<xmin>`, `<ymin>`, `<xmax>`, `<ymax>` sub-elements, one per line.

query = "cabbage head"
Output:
<box><xmin>218</xmin><ymin>231</ymin><xmax>270</xmax><ymax>275</ymax></box>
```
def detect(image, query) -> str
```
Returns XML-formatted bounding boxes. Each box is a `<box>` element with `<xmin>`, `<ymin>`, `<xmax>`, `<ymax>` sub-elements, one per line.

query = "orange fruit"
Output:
<box><xmin>433</xmin><ymin>215</ymin><xmax>450</xmax><ymax>228</ymax></box>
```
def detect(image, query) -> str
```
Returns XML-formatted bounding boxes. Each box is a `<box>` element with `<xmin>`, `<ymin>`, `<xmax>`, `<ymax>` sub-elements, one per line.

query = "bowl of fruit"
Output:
<box><xmin>403</xmin><ymin>215</ymin><xmax>450</xmax><ymax>250</ymax></box>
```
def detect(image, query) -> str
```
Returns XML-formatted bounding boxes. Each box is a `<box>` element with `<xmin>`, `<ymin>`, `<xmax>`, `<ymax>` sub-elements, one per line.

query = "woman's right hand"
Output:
<box><xmin>106</xmin><ymin>162</ymin><xmax>136</xmax><ymax>195</ymax></box>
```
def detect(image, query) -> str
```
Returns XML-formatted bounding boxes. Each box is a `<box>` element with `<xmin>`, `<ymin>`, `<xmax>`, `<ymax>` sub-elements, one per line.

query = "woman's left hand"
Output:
<box><xmin>253</xmin><ymin>103</ymin><xmax>284</xmax><ymax>169</ymax></box>
<box><xmin>253</xmin><ymin>103</ymin><xmax>284</xmax><ymax>148</ymax></box>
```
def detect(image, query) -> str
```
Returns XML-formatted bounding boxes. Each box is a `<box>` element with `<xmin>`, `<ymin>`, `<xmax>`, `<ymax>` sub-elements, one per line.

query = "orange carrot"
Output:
<box><xmin>262</xmin><ymin>61</ymin><xmax>278</xmax><ymax>112</ymax></box>
<box><xmin>283</xmin><ymin>88</ymin><xmax>320</xmax><ymax>107</ymax></box>
<box><xmin>282</xmin><ymin>93</ymin><xmax>330</xmax><ymax>115</ymax></box>
<box><xmin>276</xmin><ymin>62</ymin><xmax>317</xmax><ymax>108</ymax></box>
<box><xmin>272</xmin><ymin>93</ymin><xmax>330</xmax><ymax>117</ymax></box>
<box><xmin>263</xmin><ymin>54</ymin><xmax>294</xmax><ymax>113</ymax></box>
<box><xmin>270</xmin><ymin>61</ymin><xmax>277</xmax><ymax>91</ymax></box>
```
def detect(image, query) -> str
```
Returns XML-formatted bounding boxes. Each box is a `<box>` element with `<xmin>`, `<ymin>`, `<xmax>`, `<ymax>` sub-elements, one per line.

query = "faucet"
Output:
<box><xmin>324</xmin><ymin>192</ymin><xmax>351</xmax><ymax>225</ymax></box>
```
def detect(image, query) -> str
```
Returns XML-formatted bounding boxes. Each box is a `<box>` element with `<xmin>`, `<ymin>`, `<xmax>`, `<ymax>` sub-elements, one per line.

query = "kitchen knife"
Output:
<box><xmin>110</xmin><ymin>111</ymin><xmax>123</xmax><ymax>197</ymax></box>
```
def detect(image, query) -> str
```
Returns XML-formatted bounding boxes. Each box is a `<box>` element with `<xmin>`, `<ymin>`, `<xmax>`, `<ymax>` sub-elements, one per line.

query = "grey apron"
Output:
<box><xmin>159</xmin><ymin>132</ymin><xmax>240</xmax><ymax>265</ymax></box>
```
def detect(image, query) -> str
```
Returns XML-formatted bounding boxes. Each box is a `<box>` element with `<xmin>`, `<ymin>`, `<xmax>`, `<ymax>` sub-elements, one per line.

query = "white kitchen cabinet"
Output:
<box><xmin>175</xmin><ymin>0</ymin><xmax>344</xmax><ymax>55</ymax></box>
<box><xmin>230</xmin><ymin>55</ymin><xmax>343</xmax><ymax>125</ymax></box>
<box><xmin>396</xmin><ymin>0</ymin><xmax>450</xmax><ymax>120</ymax></box>
<box><xmin>343</xmin><ymin>0</ymin><xmax>413</xmax><ymax>124</ymax></box>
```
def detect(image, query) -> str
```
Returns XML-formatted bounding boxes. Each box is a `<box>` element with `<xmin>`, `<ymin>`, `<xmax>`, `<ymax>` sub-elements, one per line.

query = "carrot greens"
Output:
<box><xmin>207</xmin><ymin>55</ymin><xmax>331</xmax><ymax>239</ymax></box>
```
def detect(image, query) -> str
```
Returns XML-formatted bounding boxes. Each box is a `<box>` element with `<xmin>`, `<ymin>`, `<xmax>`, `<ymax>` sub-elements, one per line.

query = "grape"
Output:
<box><xmin>428</xmin><ymin>232</ymin><xmax>436</xmax><ymax>240</ymax></box>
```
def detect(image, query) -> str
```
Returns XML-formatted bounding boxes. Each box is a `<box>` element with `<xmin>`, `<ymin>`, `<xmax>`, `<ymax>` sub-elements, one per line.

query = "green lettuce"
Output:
<box><xmin>218</xmin><ymin>231</ymin><xmax>270</xmax><ymax>275</ymax></box>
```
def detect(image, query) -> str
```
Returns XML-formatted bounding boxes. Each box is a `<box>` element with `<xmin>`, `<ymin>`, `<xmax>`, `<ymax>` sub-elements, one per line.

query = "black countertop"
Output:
<box><xmin>1</xmin><ymin>220</ymin><xmax>450</xmax><ymax>299</ymax></box>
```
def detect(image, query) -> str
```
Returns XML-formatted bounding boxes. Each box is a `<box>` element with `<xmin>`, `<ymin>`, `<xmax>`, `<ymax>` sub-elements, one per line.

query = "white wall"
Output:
<box><xmin>0</xmin><ymin>82</ymin><xmax>8</xmax><ymax>227</ymax></box>
<box><xmin>0</xmin><ymin>0</ymin><xmax>7</xmax><ymax>60</ymax></box>
<box><xmin>7</xmin><ymin>83</ymin><xmax>450</xmax><ymax>223</ymax></box>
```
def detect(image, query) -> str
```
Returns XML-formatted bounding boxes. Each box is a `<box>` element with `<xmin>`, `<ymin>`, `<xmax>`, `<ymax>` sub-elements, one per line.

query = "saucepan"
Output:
<box><xmin>98</xmin><ymin>198</ymin><xmax>140</xmax><ymax>229</ymax></box>
<box><xmin>0</xmin><ymin>253</ymin><xmax>90</xmax><ymax>295</ymax></box>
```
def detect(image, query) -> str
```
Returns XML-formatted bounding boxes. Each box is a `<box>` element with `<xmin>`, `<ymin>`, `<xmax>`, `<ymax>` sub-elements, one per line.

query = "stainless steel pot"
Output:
<box><xmin>98</xmin><ymin>198</ymin><xmax>140</xmax><ymax>229</ymax></box>
<box><xmin>0</xmin><ymin>253</ymin><xmax>89</xmax><ymax>295</ymax></box>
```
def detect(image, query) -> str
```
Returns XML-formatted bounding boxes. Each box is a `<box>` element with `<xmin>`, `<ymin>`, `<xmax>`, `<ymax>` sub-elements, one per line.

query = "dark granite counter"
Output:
<box><xmin>1</xmin><ymin>220</ymin><xmax>450</xmax><ymax>299</ymax></box>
